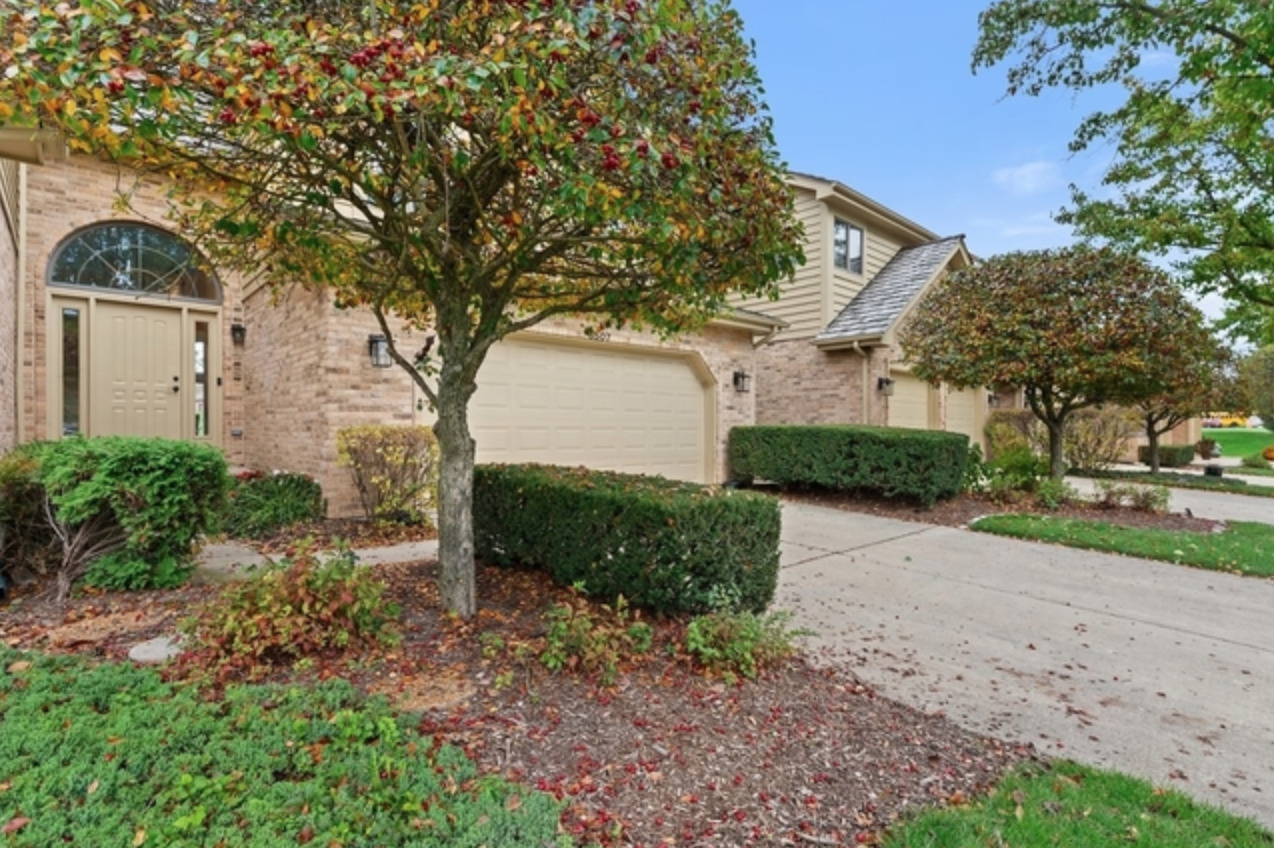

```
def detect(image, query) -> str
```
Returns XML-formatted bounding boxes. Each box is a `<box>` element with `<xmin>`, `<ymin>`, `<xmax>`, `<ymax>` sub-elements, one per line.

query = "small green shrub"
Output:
<box><xmin>1196</xmin><ymin>438</ymin><xmax>1218</xmax><ymax>459</ymax></box>
<box><xmin>0</xmin><ymin>438</ymin><xmax>227</xmax><ymax>597</ymax></box>
<box><xmin>0</xmin><ymin>444</ymin><xmax>58</xmax><ymax>585</ymax></box>
<box><xmin>1034</xmin><ymin>477</ymin><xmax>1080</xmax><ymax>511</ymax></box>
<box><xmin>336</xmin><ymin>425</ymin><xmax>439</xmax><ymax>525</ymax></box>
<box><xmin>729</xmin><ymin>425</ymin><xmax>968</xmax><ymax>506</ymax></box>
<box><xmin>1092</xmin><ymin>480</ymin><xmax>1170</xmax><ymax>513</ymax></box>
<box><xmin>1242</xmin><ymin>452</ymin><xmax>1273</xmax><ymax>470</ymax></box>
<box><xmin>180</xmin><ymin>544</ymin><xmax>400</xmax><ymax>681</ymax></box>
<box><xmin>990</xmin><ymin>445</ymin><xmax>1045</xmax><ymax>491</ymax></box>
<box><xmin>984</xmin><ymin>409</ymin><xmax>1043</xmax><ymax>460</ymax></box>
<box><xmin>961</xmin><ymin>444</ymin><xmax>992</xmax><ymax>494</ymax></box>
<box><xmin>0</xmin><ymin>649</ymin><xmax>568</xmax><ymax>847</ymax></box>
<box><xmin>1138</xmin><ymin>444</ymin><xmax>1196</xmax><ymax>468</ymax></box>
<box><xmin>222</xmin><ymin>470</ymin><xmax>326</xmax><ymax>538</ymax></box>
<box><xmin>474</xmin><ymin>464</ymin><xmax>780</xmax><ymax>615</ymax></box>
<box><xmin>539</xmin><ymin>590</ymin><xmax>653</xmax><ymax>686</ymax></box>
<box><xmin>684</xmin><ymin>610</ymin><xmax>811</xmax><ymax>683</ymax></box>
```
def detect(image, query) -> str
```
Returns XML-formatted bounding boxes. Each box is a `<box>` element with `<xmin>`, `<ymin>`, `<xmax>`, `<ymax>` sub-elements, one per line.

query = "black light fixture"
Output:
<box><xmin>988</xmin><ymin>392</ymin><xmax>1000</xmax><ymax>408</ymax></box>
<box><xmin>877</xmin><ymin>376</ymin><xmax>895</xmax><ymax>396</ymax></box>
<box><xmin>368</xmin><ymin>334</ymin><xmax>392</xmax><ymax>368</ymax></box>
<box><xmin>732</xmin><ymin>370</ymin><xmax>752</xmax><ymax>393</ymax></box>
<box><xmin>230</xmin><ymin>322</ymin><xmax>247</xmax><ymax>346</ymax></box>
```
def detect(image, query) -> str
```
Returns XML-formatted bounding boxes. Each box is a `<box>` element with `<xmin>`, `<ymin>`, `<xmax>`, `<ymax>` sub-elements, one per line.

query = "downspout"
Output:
<box><xmin>851</xmin><ymin>340</ymin><xmax>870</xmax><ymax>425</ymax></box>
<box><xmin>14</xmin><ymin>163</ymin><xmax>26</xmax><ymax>444</ymax></box>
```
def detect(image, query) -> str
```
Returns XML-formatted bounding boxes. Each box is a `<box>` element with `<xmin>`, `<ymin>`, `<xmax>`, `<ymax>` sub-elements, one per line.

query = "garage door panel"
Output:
<box><xmin>888</xmin><ymin>372</ymin><xmax>932</xmax><ymax>430</ymax></box>
<box><xmin>471</xmin><ymin>337</ymin><xmax>708</xmax><ymax>482</ymax></box>
<box><xmin>946</xmin><ymin>387</ymin><xmax>980</xmax><ymax>442</ymax></box>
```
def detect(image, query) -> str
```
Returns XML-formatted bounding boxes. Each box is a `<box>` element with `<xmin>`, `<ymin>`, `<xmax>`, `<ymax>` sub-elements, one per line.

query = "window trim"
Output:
<box><xmin>46</xmin><ymin>220</ymin><xmax>223</xmax><ymax>304</ymax></box>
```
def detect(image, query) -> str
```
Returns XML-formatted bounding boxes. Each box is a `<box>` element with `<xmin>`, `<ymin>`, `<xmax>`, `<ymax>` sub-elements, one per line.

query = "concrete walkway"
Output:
<box><xmin>194</xmin><ymin>538</ymin><xmax>438</xmax><ymax>583</ymax></box>
<box><xmin>776</xmin><ymin>501</ymin><xmax>1274</xmax><ymax>828</ymax></box>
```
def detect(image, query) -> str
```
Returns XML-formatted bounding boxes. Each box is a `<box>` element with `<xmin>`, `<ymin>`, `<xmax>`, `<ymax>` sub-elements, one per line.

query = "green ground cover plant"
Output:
<box><xmin>474</xmin><ymin>464</ymin><xmax>780</xmax><ymax>615</ymax></box>
<box><xmin>1205</xmin><ymin>427</ymin><xmax>1274</xmax><ymax>459</ymax></box>
<box><xmin>971</xmin><ymin>516</ymin><xmax>1273</xmax><ymax>577</ymax></box>
<box><xmin>881</xmin><ymin>759</ymin><xmax>1272</xmax><ymax>847</ymax></box>
<box><xmin>684</xmin><ymin>610</ymin><xmax>811</xmax><ymax>684</ymax></box>
<box><xmin>0</xmin><ymin>649</ymin><xmax>570</xmax><ymax>847</ymax></box>
<box><xmin>1078</xmin><ymin>469</ymin><xmax>1274</xmax><ymax>499</ymax></box>
<box><xmin>221</xmin><ymin>471</ymin><xmax>325</xmax><ymax>539</ymax></box>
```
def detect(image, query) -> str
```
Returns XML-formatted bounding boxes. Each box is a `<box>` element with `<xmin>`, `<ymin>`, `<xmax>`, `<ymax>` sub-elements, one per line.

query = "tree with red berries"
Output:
<box><xmin>0</xmin><ymin>0</ymin><xmax>803</xmax><ymax>618</ymax></box>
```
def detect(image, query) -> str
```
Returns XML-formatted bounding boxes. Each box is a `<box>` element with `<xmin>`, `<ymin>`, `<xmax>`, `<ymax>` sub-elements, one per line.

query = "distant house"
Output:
<box><xmin>736</xmin><ymin>173</ymin><xmax>989</xmax><ymax>446</ymax></box>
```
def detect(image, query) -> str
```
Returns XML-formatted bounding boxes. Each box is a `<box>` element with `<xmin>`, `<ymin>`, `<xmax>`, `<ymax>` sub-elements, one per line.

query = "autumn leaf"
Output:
<box><xmin>7</xmin><ymin>661</ymin><xmax>31</xmax><ymax>673</ymax></box>
<box><xmin>2</xmin><ymin>817</ymin><xmax>30</xmax><ymax>835</ymax></box>
<box><xmin>133</xmin><ymin>827</ymin><xmax>147</xmax><ymax>846</ymax></box>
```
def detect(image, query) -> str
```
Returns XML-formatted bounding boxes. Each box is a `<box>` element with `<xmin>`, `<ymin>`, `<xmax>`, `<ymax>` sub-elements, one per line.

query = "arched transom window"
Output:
<box><xmin>48</xmin><ymin>222</ymin><xmax>221</xmax><ymax>302</ymax></box>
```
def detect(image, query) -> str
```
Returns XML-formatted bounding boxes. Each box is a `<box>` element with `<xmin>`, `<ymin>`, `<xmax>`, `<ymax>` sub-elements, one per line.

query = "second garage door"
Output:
<box><xmin>469</xmin><ymin>336</ymin><xmax>711</xmax><ymax>483</ymax></box>
<box><xmin>888</xmin><ymin>372</ymin><xmax>933</xmax><ymax>430</ymax></box>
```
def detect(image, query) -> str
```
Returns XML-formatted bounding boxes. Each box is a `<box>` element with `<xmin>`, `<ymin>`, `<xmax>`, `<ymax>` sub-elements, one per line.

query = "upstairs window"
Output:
<box><xmin>833</xmin><ymin>218</ymin><xmax>863</xmax><ymax>275</ymax></box>
<box><xmin>48</xmin><ymin>222</ymin><xmax>221</xmax><ymax>302</ymax></box>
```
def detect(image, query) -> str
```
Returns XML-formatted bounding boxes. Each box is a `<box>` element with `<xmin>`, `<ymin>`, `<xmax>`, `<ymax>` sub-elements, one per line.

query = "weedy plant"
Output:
<box><xmin>180</xmin><ymin>543</ymin><xmax>400</xmax><ymax>681</ymax></box>
<box><xmin>684</xmin><ymin>610</ymin><xmax>812</xmax><ymax>684</ymax></box>
<box><xmin>539</xmin><ymin>588</ymin><xmax>653</xmax><ymax>686</ymax></box>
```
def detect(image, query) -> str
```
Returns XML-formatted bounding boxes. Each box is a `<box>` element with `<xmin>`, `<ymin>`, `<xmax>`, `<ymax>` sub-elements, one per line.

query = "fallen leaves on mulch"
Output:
<box><xmin>243</xmin><ymin>517</ymin><xmax>437</xmax><ymax>554</ymax></box>
<box><xmin>782</xmin><ymin>489</ymin><xmax>1222</xmax><ymax>534</ymax></box>
<box><xmin>0</xmin><ymin>558</ymin><xmax>1030</xmax><ymax>846</ymax></box>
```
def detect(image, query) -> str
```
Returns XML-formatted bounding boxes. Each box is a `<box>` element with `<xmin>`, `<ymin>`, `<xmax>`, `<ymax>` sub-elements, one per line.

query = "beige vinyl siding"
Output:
<box><xmin>733</xmin><ymin>188</ymin><xmax>824</xmax><ymax>341</ymax></box>
<box><xmin>864</xmin><ymin>228</ymin><xmax>904</xmax><ymax>281</ymax></box>
<box><xmin>0</xmin><ymin>160</ymin><xmax>17</xmax><ymax>247</ymax></box>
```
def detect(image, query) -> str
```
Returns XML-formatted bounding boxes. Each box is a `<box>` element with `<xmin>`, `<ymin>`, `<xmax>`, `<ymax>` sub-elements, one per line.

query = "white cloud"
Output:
<box><xmin>991</xmin><ymin>161</ymin><xmax>1063</xmax><ymax>196</ymax></box>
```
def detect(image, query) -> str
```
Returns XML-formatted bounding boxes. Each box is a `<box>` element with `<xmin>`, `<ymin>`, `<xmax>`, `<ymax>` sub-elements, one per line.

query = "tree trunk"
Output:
<box><xmin>433</xmin><ymin>358</ymin><xmax>478</xmax><ymax>619</ymax></box>
<box><xmin>1147</xmin><ymin>429</ymin><xmax>1161</xmax><ymax>474</ymax></box>
<box><xmin>1046</xmin><ymin>417</ymin><xmax>1067</xmax><ymax>480</ymax></box>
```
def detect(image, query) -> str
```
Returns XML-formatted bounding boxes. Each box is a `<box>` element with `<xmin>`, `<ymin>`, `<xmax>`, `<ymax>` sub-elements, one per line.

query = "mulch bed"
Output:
<box><xmin>0</xmin><ymin>557</ymin><xmax>1031</xmax><ymax>847</ymax></box>
<box><xmin>243</xmin><ymin>517</ymin><xmax>438</xmax><ymax>554</ymax></box>
<box><xmin>780</xmin><ymin>488</ymin><xmax>1223</xmax><ymax>534</ymax></box>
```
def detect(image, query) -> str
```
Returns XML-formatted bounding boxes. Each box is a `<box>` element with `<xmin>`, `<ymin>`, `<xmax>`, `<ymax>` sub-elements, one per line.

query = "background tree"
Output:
<box><xmin>0</xmin><ymin>0</ymin><xmax>804</xmax><ymax>618</ymax></box>
<box><xmin>973</xmin><ymin>0</ymin><xmax>1274</xmax><ymax>344</ymax></box>
<box><xmin>1133</xmin><ymin>330</ymin><xmax>1232</xmax><ymax>473</ymax></box>
<box><xmin>1238</xmin><ymin>346</ymin><xmax>1274</xmax><ymax>434</ymax></box>
<box><xmin>900</xmin><ymin>246</ymin><xmax>1202</xmax><ymax>480</ymax></box>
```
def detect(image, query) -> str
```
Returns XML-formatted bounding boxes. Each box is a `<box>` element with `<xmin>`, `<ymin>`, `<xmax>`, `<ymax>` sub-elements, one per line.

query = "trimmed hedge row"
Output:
<box><xmin>729</xmin><ymin>425</ymin><xmax>969</xmax><ymax>506</ymax></box>
<box><xmin>1138</xmin><ymin>444</ymin><xmax>1196</xmax><ymax>468</ymax></box>
<box><xmin>473</xmin><ymin>464</ymin><xmax>780</xmax><ymax>615</ymax></box>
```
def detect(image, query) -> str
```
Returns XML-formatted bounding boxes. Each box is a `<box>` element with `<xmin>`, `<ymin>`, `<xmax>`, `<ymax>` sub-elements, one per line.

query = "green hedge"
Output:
<box><xmin>222</xmin><ymin>471</ymin><xmax>326</xmax><ymax>539</ymax></box>
<box><xmin>729</xmin><ymin>425</ymin><xmax>969</xmax><ymax>505</ymax></box>
<box><xmin>1138</xmin><ymin>444</ymin><xmax>1196</xmax><ymax>468</ymax></box>
<box><xmin>473</xmin><ymin>464</ymin><xmax>780</xmax><ymax>615</ymax></box>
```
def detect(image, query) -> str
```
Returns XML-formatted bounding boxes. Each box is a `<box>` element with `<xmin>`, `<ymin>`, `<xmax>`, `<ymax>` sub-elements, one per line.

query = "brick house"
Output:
<box><xmin>0</xmin><ymin>143</ymin><xmax>782</xmax><ymax>516</ymax></box>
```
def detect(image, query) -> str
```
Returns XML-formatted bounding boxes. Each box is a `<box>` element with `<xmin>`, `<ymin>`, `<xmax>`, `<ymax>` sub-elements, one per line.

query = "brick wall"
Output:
<box><xmin>20</xmin><ymin>156</ymin><xmax>247</xmax><ymax>461</ymax></box>
<box><xmin>241</xmin><ymin>296</ymin><xmax>761</xmax><ymax>518</ymax></box>
<box><xmin>0</xmin><ymin>194</ymin><xmax>16</xmax><ymax>453</ymax></box>
<box><xmin>754</xmin><ymin>338</ymin><xmax>875</xmax><ymax>426</ymax></box>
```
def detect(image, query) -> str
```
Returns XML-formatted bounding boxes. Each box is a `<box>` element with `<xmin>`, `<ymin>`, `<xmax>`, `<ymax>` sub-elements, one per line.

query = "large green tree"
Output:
<box><xmin>1132</xmin><ymin>325</ymin><xmax>1231</xmax><ymax>473</ymax></box>
<box><xmin>974</xmin><ymin>0</ymin><xmax>1274</xmax><ymax>340</ymax></box>
<box><xmin>1238</xmin><ymin>346</ymin><xmax>1274</xmax><ymax>433</ymax></box>
<box><xmin>0</xmin><ymin>0</ymin><xmax>803</xmax><ymax>617</ymax></box>
<box><xmin>900</xmin><ymin>246</ymin><xmax>1203</xmax><ymax>479</ymax></box>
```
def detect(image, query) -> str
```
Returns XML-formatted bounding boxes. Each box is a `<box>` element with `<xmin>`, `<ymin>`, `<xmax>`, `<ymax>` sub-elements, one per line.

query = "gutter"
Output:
<box><xmin>14</xmin><ymin>163</ymin><xmax>25</xmax><ymax>444</ymax></box>
<box><xmin>812</xmin><ymin>334</ymin><xmax>883</xmax><ymax>351</ymax></box>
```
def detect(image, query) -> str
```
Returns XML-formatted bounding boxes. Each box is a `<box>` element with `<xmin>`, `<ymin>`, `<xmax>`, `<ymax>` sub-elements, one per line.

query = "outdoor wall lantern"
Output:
<box><xmin>877</xmin><ymin>376</ymin><xmax>895</xmax><ymax>396</ymax></box>
<box><xmin>732</xmin><ymin>370</ymin><xmax>752</xmax><ymax>393</ymax></box>
<box><xmin>988</xmin><ymin>392</ymin><xmax>1000</xmax><ymax>408</ymax></box>
<box><xmin>230</xmin><ymin>322</ymin><xmax>247</xmax><ymax>346</ymax></box>
<box><xmin>368</xmin><ymin>334</ymin><xmax>393</xmax><ymax>368</ymax></box>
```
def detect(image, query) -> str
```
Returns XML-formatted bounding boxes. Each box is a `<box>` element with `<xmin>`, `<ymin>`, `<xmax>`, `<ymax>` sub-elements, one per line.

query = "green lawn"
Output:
<box><xmin>970</xmin><ymin>516</ymin><xmax>1274</xmax><ymax>576</ymax></box>
<box><xmin>882</xmin><ymin>760</ymin><xmax>1272</xmax><ymax>848</ymax></box>
<box><xmin>1206</xmin><ymin>426</ymin><xmax>1274</xmax><ymax>459</ymax></box>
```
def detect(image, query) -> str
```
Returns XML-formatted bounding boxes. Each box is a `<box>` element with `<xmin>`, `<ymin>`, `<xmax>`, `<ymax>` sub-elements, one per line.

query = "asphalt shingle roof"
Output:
<box><xmin>815</xmin><ymin>236</ymin><xmax>965</xmax><ymax>343</ymax></box>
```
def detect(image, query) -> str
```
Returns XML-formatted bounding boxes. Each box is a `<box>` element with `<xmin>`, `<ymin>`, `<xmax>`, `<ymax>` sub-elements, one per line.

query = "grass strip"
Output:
<box><xmin>1077</xmin><ymin>469</ymin><xmax>1274</xmax><ymax>499</ymax></box>
<box><xmin>1204</xmin><ymin>427</ymin><xmax>1274</xmax><ymax>459</ymax></box>
<box><xmin>970</xmin><ymin>516</ymin><xmax>1274</xmax><ymax>577</ymax></box>
<box><xmin>882</xmin><ymin>760</ymin><xmax>1272</xmax><ymax>847</ymax></box>
<box><xmin>0</xmin><ymin>649</ymin><xmax>569</xmax><ymax>847</ymax></box>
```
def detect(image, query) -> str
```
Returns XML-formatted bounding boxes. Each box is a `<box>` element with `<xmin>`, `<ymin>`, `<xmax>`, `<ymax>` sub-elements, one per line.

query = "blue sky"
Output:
<box><xmin>729</xmin><ymin>0</ymin><xmax>1228</xmax><ymax>320</ymax></box>
<box><xmin>731</xmin><ymin>0</ymin><xmax>1109</xmax><ymax>255</ymax></box>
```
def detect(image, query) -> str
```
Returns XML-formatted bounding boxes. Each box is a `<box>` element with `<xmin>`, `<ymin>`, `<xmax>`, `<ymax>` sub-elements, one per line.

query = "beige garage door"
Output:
<box><xmin>470</xmin><ymin>336</ymin><xmax>710</xmax><ymax>482</ymax></box>
<box><xmin>945</xmin><ymin>386</ymin><xmax>982</xmax><ymax>444</ymax></box>
<box><xmin>888</xmin><ymin>372</ymin><xmax>932</xmax><ymax>430</ymax></box>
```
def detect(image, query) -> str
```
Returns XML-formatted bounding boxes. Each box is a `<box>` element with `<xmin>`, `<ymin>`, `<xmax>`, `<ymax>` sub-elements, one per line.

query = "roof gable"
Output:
<box><xmin>815</xmin><ymin>236</ymin><xmax>965</xmax><ymax>345</ymax></box>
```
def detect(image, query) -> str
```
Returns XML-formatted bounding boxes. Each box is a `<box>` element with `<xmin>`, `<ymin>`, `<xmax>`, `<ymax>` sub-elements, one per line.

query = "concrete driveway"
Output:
<box><xmin>1068</xmin><ymin>476</ymin><xmax>1274</xmax><ymax>524</ymax></box>
<box><xmin>776</xmin><ymin>501</ymin><xmax>1274</xmax><ymax>828</ymax></box>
